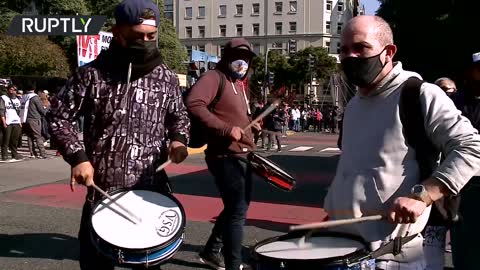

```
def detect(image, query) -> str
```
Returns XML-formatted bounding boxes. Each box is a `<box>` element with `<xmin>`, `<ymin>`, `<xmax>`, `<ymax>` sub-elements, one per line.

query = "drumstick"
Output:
<box><xmin>92</xmin><ymin>184</ymin><xmax>142</xmax><ymax>224</ymax></box>
<box><xmin>243</xmin><ymin>99</ymin><xmax>281</xmax><ymax>131</ymax></box>
<box><xmin>289</xmin><ymin>215</ymin><xmax>384</xmax><ymax>232</ymax></box>
<box><xmin>155</xmin><ymin>159</ymin><xmax>172</xmax><ymax>172</ymax></box>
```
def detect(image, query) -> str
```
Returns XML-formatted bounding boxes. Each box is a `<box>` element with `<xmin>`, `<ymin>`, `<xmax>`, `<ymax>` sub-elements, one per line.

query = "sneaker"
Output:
<box><xmin>199</xmin><ymin>250</ymin><xmax>225</xmax><ymax>270</ymax></box>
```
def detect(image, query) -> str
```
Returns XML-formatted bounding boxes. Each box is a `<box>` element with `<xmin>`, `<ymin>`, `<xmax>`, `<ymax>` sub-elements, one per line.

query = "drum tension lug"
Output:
<box><xmin>346</xmin><ymin>252</ymin><xmax>371</xmax><ymax>268</ymax></box>
<box><xmin>117</xmin><ymin>249</ymin><xmax>124</xmax><ymax>264</ymax></box>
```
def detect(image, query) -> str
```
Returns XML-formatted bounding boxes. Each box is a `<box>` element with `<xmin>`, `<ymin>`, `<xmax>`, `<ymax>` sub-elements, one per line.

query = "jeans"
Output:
<box><xmin>0</xmin><ymin>124</ymin><xmax>22</xmax><ymax>160</ymax></box>
<box><xmin>204</xmin><ymin>155</ymin><xmax>252</xmax><ymax>270</ymax></box>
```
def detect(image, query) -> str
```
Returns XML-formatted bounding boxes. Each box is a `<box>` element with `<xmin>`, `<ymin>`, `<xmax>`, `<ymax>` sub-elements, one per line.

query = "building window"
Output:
<box><xmin>275</xmin><ymin>2</ymin><xmax>283</xmax><ymax>13</ymax></box>
<box><xmin>198</xmin><ymin>26</ymin><xmax>205</xmax><ymax>38</ymax></box>
<box><xmin>219</xmin><ymin>45</ymin><xmax>225</xmax><ymax>57</ymax></box>
<box><xmin>338</xmin><ymin>1</ymin><xmax>344</xmax><ymax>12</ymax></box>
<box><xmin>252</xmin><ymin>3</ymin><xmax>260</xmax><ymax>15</ymax></box>
<box><xmin>186</xmin><ymin>45</ymin><xmax>192</xmax><ymax>58</ymax></box>
<box><xmin>325</xmin><ymin>41</ymin><xmax>331</xmax><ymax>52</ymax></box>
<box><xmin>252</xmin><ymin>43</ymin><xmax>261</xmax><ymax>55</ymax></box>
<box><xmin>198</xmin><ymin>6</ymin><xmax>206</xmax><ymax>17</ymax></box>
<box><xmin>236</xmin><ymin>4</ymin><xmax>243</xmax><ymax>16</ymax></box>
<box><xmin>185</xmin><ymin>26</ymin><xmax>192</xmax><ymax>38</ymax></box>
<box><xmin>275</xmin><ymin>22</ymin><xmax>282</xmax><ymax>35</ymax></box>
<box><xmin>219</xmin><ymin>25</ymin><xmax>226</xmax><ymax>37</ymax></box>
<box><xmin>236</xmin><ymin>24</ymin><xmax>243</xmax><ymax>36</ymax></box>
<box><xmin>165</xmin><ymin>0</ymin><xmax>174</xmax><ymax>22</ymax></box>
<box><xmin>253</xmin><ymin>23</ymin><xmax>260</xmax><ymax>36</ymax></box>
<box><xmin>289</xmin><ymin>22</ymin><xmax>296</xmax><ymax>33</ymax></box>
<box><xmin>219</xmin><ymin>5</ymin><xmax>226</xmax><ymax>17</ymax></box>
<box><xmin>326</xmin><ymin>0</ymin><xmax>332</xmax><ymax>11</ymax></box>
<box><xmin>198</xmin><ymin>45</ymin><xmax>205</xmax><ymax>52</ymax></box>
<box><xmin>185</xmin><ymin>7</ymin><xmax>193</xmax><ymax>18</ymax></box>
<box><xmin>273</xmin><ymin>42</ymin><xmax>283</xmax><ymax>48</ymax></box>
<box><xmin>326</xmin><ymin>21</ymin><xmax>331</xmax><ymax>33</ymax></box>
<box><xmin>337</xmin><ymin>42</ymin><xmax>341</xmax><ymax>53</ymax></box>
<box><xmin>337</xmin><ymin>22</ymin><xmax>343</xmax><ymax>34</ymax></box>
<box><xmin>289</xmin><ymin>1</ymin><xmax>297</xmax><ymax>13</ymax></box>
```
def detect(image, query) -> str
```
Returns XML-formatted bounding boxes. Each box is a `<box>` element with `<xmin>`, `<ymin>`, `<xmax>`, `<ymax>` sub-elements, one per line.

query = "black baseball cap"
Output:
<box><xmin>114</xmin><ymin>0</ymin><xmax>160</xmax><ymax>27</ymax></box>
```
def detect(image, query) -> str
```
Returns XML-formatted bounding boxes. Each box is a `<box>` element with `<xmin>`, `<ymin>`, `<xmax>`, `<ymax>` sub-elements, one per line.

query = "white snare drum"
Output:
<box><xmin>90</xmin><ymin>189</ymin><xmax>186</xmax><ymax>267</ymax></box>
<box><xmin>253</xmin><ymin>231</ymin><xmax>375</xmax><ymax>270</ymax></box>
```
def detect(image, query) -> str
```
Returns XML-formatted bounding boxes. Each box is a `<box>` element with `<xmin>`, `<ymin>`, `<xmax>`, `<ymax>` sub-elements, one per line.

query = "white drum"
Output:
<box><xmin>253</xmin><ymin>231</ymin><xmax>375</xmax><ymax>270</ymax></box>
<box><xmin>90</xmin><ymin>189</ymin><xmax>185</xmax><ymax>267</ymax></box>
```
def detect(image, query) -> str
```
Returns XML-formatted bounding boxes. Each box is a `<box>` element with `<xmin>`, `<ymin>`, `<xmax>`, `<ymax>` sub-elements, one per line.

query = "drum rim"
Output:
<box><xmin>249</xmin><ymin>152</ymin><xmax>295</xmax><ymax>181</ymax></box>
<box><xmin>252</xmin><ymin>230</ymin><xmax>370</xmax><ymax>267</ymax></box>
<box><xmin>247</xmin><ymin>152</ymin><xmax>296</xmax><ymax>191</ymax></box>
<box><xmin>90</xmin><ymin>188</ymin><xmax>186</xmax><ymax>255</ymax></box>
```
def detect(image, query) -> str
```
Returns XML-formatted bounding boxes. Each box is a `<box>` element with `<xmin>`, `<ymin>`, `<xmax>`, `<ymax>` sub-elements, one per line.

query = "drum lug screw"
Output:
<box><xmin>117</xmin><ymin>250</ymin><xmax>124</xmax><ymax>264</ymax></box>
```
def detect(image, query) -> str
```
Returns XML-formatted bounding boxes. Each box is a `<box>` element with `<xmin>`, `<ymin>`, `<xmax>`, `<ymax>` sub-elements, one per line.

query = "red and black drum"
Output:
<box><xmin>247</xmin><ymin>152</ymin><xmax>296</xmax><ymax>192</ymax></box>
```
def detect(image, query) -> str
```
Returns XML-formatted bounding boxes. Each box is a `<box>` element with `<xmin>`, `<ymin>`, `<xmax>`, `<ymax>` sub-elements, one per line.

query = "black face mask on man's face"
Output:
<box><xmin>123</xmin><ymin>39</ymin><xmax>159</xmax><ymax>63</ymax></box>
<box><xmin>341</xmin><ymin>48</ymin><xmax>387</xmax><ymax>88</ymax></box>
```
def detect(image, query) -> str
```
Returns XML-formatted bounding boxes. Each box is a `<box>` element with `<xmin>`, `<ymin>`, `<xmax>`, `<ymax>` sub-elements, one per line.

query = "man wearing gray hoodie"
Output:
<box><xmin>325</xmin><ymin>15</ymin><xmax>480</xmax><ymax>269</ymax></box>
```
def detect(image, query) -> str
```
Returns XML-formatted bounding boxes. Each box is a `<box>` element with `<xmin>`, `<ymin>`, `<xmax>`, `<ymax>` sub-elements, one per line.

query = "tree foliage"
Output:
<box><xmin>249</xmin><ymin>46</ymin><xmax>338</xmax><ymax>99</ymax></box>
<box><xmin>0</xmin><ymin>35</ymin><xmax>70</xmax><ymax>78</ymax></box>
<box><xmin>0</xmin><ymin>0</ymin><xmax>187</xmax><ymax>76</ymax></box>
<box><xmin>377</xmin><ymin>0</ymin><xmax>480</xmax><ymax>82</ymax></box>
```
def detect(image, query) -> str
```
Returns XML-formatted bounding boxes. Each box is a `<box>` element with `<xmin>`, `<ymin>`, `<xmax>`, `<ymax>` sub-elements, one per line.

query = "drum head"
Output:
<box><xmin>91</xmin><ymin>190</ymin><xmax>185</xmax><ymax>250</ymax></box>
<box><xmin>253</xmin><ymin>231</ymin><xmax>368</xmax><ymax>266</ymax></box>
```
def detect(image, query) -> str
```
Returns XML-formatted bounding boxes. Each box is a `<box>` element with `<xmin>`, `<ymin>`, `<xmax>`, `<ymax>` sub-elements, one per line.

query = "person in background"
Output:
<box><xmin>38</xmin><ymin>91</ymin><xmax>51</xmax><ymax>145</ymax></box>
<box><xmin>0</xmin><ymin>85</ymin><xmax>23</xmax><ymax>162</ymax></box>
<box><xmin>20</xmin><ymin>86</ymin><xmax>47</xmax><ymax>159</ymax></box>
<box><xmin>451</xmin><ymin>52</ymin><xmax>480</xmax><ymax>270</ymax></box>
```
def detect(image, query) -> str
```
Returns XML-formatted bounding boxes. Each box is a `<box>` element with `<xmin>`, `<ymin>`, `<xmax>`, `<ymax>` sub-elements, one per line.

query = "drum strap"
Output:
<box><xmin>370</xmin><ymin>233</ymin><xmax>418</xmax><ymax>258</ymax></box>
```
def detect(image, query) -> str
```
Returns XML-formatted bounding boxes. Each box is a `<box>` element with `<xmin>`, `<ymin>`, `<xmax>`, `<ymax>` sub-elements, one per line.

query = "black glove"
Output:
<box><xmin>170</xmin><ymin>146</ymin><xmax>188</xmax><ymax>163</ymax></box>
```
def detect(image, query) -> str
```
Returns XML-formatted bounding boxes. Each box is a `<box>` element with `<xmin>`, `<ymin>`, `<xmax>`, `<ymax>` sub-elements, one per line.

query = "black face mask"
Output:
<box><xmin>341</xmin><ymin>48</ymin><xmax>387</xmax><ymax>88</ymax></box>
<box><xmin>125</xmin><ymin>39</ymin><xmax>159</xmax><ymax>63</ymax></box>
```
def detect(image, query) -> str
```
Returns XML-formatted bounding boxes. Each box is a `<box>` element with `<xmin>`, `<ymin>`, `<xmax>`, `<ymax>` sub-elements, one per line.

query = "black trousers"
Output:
<box><xmin>0</xmin><ymin>124</ymin><xmax>22</xmax><ymax>160</ymax></box>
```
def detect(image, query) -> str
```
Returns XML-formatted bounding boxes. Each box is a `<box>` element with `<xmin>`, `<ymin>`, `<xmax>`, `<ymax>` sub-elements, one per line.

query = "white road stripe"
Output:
<box><xmin>288</xmin><ymin>146</ymin><xmax>313</xmax><ymax>152</ymax></box>
<box><xmin>319</xmin><ymin>147</ymin><xmax>341</xmax><ymax>153</ymax></box>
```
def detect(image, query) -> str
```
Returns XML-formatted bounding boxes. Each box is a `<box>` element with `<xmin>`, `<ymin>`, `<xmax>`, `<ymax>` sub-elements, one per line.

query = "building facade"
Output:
<box><xmin>174</xmin><ymin>0</ymin><xmax>356</xmax><ymax>60</ymax></box>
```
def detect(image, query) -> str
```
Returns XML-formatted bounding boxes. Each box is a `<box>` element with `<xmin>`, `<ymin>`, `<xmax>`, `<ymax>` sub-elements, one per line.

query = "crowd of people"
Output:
<box><xmin>0</xmin><ymin>85</ymin><xmax>52</xmax><ymax>162</ymax></box>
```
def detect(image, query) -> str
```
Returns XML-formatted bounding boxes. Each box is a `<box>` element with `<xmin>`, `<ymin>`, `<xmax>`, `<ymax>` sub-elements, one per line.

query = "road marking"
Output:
<box><xmin>319</xmin><ymin>147</ymin><xmax>341</xmax><ymax>153</ymax></box>
<box><xmin>288</xmin><ymin>146</ymin><xmax>313</xmax><ymax>152</ymax></box>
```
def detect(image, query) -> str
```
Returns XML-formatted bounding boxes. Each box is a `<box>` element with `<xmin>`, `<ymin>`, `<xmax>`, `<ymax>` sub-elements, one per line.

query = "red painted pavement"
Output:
<box><xmin>1</xmin><ymin>183</ymin><xmax>327</xmax><ymax>225</ymax></box>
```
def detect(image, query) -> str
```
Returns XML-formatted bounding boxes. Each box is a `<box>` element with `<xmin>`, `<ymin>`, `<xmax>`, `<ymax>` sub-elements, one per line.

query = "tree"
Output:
<box><xmin>377</xmin><ymin>0</ymin><xmax>480</xmax><ymax>82</ymax></box>
<box><xmin>0</xmin><ymin>35</ymin><xmax>70</xmax><ymax>78</ymax></box>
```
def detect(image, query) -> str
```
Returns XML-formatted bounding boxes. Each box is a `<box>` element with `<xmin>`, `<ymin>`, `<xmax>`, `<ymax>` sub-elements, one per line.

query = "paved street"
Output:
<box><xmin>0</xmin><ymin>132</ymin><xmax>452</xmax><ymax>269</ymax></box>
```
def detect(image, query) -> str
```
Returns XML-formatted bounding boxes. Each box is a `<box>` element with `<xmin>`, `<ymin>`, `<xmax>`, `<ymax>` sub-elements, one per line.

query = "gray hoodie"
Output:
<box><xmin>324</xmin><ymin>62</ymin><xmax>480</xmax><ymax>262</ymax></box>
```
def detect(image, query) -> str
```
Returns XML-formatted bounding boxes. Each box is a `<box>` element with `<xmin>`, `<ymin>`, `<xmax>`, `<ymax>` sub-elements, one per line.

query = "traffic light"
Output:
<box><xmin>268</xmin><ymin>72</ymin><xmax>274</xmax><ymax>85</ymax></box>
<box><xmin>308</xmin><ymin>54</ymin><xmax>315</xmax><ymax>69</ymax></box>
<box><xmin>288</xmin><ymin>39</ymin><xmax>297</xmax><ymax>55</ymax></box>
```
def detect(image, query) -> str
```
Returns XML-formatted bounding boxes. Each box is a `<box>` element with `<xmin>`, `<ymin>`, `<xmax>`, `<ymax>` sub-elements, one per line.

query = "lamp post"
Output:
<box><xmin>263</xmin><ymin>47</ymin><xmax>283</xmax><ymax>104</ymax></box>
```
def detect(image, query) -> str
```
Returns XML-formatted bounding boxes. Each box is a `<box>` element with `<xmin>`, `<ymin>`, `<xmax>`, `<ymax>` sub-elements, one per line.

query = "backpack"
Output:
<box><xmin>399</xmin><ymin>77</ymin><xmax>460</xmax><ymax>227</ymax></box>
<box><xmin>184</xmin><ymin>69</ymin><xmax>225</xmax><ymax>148</ymax></box>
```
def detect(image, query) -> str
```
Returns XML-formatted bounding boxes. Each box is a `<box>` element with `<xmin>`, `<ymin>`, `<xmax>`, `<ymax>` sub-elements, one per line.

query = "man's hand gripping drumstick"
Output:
<box><xmin>70</xmin><ymin>161</ymin><xmax>142</xmax><ymax>224</ymax></box>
